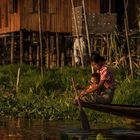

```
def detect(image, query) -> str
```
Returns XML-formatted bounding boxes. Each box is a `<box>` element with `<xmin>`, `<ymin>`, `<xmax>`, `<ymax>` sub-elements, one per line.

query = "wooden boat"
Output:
<box><xmin>73</xmin><ymin>101</ymin><xmax>140</xmax><ymax>120</ymax></box>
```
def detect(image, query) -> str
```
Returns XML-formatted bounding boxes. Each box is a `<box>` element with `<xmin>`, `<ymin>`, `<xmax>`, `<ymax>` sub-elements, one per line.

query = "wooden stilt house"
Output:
<box><xmin>0</xmin><ymin>0</ymin><xmax>139</xmax><ymax>68</ymax></box>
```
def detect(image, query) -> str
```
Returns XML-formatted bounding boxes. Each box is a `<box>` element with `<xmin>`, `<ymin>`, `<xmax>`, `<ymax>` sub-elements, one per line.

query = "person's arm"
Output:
<box><xmin>78</xmin><ymin>85</ymin><xmax>92</xmax><ymax>97</ymax></box>
<box><xmin>84</xmin><ymin>80</ymin><xmax>105</xmax><ymax>95</ymax></box>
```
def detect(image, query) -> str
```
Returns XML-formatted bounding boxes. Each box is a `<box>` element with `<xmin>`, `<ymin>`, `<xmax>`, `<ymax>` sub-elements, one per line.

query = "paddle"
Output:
<box><xmin>71</xmin><ymin>77</ymin><xmax>90</xmax><ymax>131</ymax></box>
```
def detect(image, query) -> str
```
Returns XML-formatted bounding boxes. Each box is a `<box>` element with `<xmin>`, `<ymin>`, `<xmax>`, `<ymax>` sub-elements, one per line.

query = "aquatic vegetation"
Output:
<box><xmin>0</xmin><ymin>64</ymin><xmax>139</xmax><ymax>124</ymax></box>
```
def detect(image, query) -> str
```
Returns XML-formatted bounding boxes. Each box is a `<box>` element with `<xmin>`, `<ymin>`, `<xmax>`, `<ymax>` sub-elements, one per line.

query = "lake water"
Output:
<box><xmin>0</xmin><ymin>118</ymin><xmax>140</xmax><ymax>140</ymax></box>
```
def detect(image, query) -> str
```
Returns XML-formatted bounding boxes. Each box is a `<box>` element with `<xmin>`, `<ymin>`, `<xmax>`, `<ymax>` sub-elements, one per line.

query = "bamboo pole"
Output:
<box><xmin>123</xmin><ymin>0</ymin><xmax>133</xmax><ymax>78</ymax></box>
<box><xmin>82</xmin><ymin>0</ymin><xmax>95</xmax><ymax>73</ymax></box>
<box><xmin>38</xmin><ymin>0</ymin><xmax>43</xmax><ymax>77</ymax></box>
<box><xmin>16</xmin><ymin>67</ymin><xmax>20</xmax><ymax>93</ymax></box>
<box><xmin>82</xmin><ymin>0</ymin><xmax>91</xmax><ymax>57</ymax></box>
<box><xmin>71</xmin><ymin>0</ymin><xmax>84</xmax><ymax>68</ymax></box>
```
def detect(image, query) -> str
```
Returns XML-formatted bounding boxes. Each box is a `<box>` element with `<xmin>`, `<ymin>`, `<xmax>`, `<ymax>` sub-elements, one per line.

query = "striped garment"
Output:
<box><xmin>97</xmin><ymin>65</ymin><xmax>116</xmax><ymax>89</ymax></box>
<box><xmin>88</xmin><ymin>83</ymin><xmax>100</xmax><ymax>94</ymax></box>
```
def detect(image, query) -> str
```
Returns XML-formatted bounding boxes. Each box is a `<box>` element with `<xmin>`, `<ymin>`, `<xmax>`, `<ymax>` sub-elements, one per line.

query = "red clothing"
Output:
<box><xmin>97</xmin><ymin>65</ymin><xmax>116</xmax><ymax>89</ymax></box>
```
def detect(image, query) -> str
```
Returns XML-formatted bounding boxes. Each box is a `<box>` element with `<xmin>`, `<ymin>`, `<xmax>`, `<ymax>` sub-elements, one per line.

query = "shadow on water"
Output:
<box><xmin>1</xmin><ymin>118</ymin><xmax>140</xmax><ymax>140</ymax></box>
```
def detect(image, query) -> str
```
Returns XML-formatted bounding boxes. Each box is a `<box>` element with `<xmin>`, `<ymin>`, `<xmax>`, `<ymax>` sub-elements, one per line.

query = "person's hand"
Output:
<box><xmin>75</xmin><ymin>95</ymin><xmax>80</xmax><ymax>100</ymax></box>
<box><xmin>79</xmin><ymin>91</ymin><xmax>86</xmax><ymax>97</ymax></box>
<box><xmin>74</xmin><ymin>96</ymin><xmax>80</xmax><ymax>104</ymax></box>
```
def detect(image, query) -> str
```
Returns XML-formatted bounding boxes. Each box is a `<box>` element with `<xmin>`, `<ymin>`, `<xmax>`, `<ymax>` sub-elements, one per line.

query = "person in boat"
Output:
<box><xmin>76</xmin><ymin>53</ymin><xmax>116</xmax><ymax>104</ymax></box>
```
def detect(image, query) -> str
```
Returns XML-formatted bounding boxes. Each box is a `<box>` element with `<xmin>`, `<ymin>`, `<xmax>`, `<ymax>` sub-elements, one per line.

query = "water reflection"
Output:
<box><xmin>0</xmin><ymin>118</ymin><xmax>140</xmax><ymax>140</ymax></box>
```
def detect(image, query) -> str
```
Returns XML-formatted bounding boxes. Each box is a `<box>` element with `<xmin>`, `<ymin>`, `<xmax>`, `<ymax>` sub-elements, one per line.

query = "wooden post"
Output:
<box><xmin>124</xmin><ymin>0</ymin><xmax>133</xmax><ymax>78</ymax></box>
<box><xmin>101</xmin><ymin>38</ymin><xmax>104</xmax><ymax>56</ymax></box>
<box><xmin>82</xmin><ymin>0</ymin><xmax>91</xmax><ymax>57</ymax></box>
<box><xmin>3</xmin><ymin>36</ymin><xmax>7</xmax><ymax>64</ymax></box>
<box><xmin>47</xmin><ymin>33</ymin><xmax>50</xmax><ymax>69</ymax></box>
<box><xmin>11</xmin><ymin>33</ymin><xmax>14</xmax><ymax>64</ymax></box>
<box><xmin>71</xmin><ymin>0</ymin><xmax>84</xmax><ymax>68</ymax></box>
<box><xmin>62</xmin><ymin>36</ymin><xmax>66</xmax><ymax>67</ymax></box>
<box><xmin>0</xmin><ymin>39</ymin><xmax>2</xmax><ymax>64</ymax></box>
<box><xmin>16</xmin><ymin>67</ymin><xmax>20</xmax><ymax>93</ymax></box>
<box><xmin>49</xmin><ymin>35</ymin><xmax>54</xmax><ymax>68</ymax></box>
<box><xmin>109</xmin><ymin>0</ymin><xmax>111</xmax><ymax>13</ymax></box>
<box><xmin>29</xmin><ymin>44</ymin><xmax>32</xmax><ymax>65</ymax></box>
<box><xmin>44</xmin><ymin>33</ymin><xmax>48</xmax><ymax>68</ymax></box>
<box><xmin>43</xmin><ymin>32</ymin><xmax>50</xmax><ymax>69</ymax></box>
<box><xmin>38</xmin><ymin>0</ymin><xmax>43</xmax><ymax>77</ymax></box>
<box><xmin>28</xmin><ymin>33</ymin><xmax>32</xmax><ymax>65</ymax></box>
<box><xmin>37</xmin><ymin>45</ymin><xmax>40</xmax><ymax>67</ymax></box>
<box><xmin>56</xmin><ymin>33</ymin><xmax>60</xmax><ymax>67</ymax></box>
<box><xmin>20</xmin><ymin>30</ymin><xmax>23</xmax><ymax>64</ymax></box>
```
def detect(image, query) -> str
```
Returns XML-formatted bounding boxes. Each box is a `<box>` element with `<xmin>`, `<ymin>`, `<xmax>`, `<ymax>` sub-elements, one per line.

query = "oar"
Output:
<box><xmin>71</xmin><ymin>77</ymin><xmax>90</xmax><ymax>131</ymax></box>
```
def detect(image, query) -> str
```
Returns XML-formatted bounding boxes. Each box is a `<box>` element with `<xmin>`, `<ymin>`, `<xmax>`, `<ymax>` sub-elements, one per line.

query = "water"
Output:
<box><xmin>0</xmin><ymin>118</ymin><xmax>140</xmax><ymax>140</ymax></box>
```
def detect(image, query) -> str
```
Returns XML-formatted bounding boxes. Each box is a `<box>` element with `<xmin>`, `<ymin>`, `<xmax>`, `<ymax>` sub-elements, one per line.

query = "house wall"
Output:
<box><xmin>0</xmin><ymin>0</ymin><xmax>20</xmax><ymax>34</ymax></box>
<box><xmin>0</xmin><ymin>0</ymin><xmax>100</xmax><ymax>34</ymax></box>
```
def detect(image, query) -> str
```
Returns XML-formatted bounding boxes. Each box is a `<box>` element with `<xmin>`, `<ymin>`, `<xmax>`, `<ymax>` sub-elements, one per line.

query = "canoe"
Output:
<box><xmin>73</xmin><ymin>101</ymin><xmax>140</xmax><ymax>120</ymax></box>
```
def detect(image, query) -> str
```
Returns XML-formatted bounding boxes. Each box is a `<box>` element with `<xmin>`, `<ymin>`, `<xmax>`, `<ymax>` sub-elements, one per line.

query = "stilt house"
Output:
<box><xmin>0</xmin><ymin>0</ymin><xmax>139</xmax><ymax>68</ymax></box>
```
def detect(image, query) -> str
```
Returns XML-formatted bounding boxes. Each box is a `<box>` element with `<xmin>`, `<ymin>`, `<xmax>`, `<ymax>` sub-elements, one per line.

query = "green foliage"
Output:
<box><xmin>0</xmin><ymin>64</ymin><xmax>139</xmax><ymax>124</ymax></box>
<box><xmin>113</xmin><ymin>76</ymin><xmax>140</xmax><ymax>105</ymax></box>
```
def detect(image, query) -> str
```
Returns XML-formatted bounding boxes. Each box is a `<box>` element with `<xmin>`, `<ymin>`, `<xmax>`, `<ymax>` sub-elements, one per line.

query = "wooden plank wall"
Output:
<box><xmin>0</xmin><ymin>0</ymin><xmax>20</xmax><ymax>34</ymax></box>
<box><xmin>21</xmin><ymin>0</ymin><xmax>73</xmax><ymax>33</ymax></box>
<box><xmin>0</xmin><ymin>0</ymin><xmax>100</xmax><ymax>34</ymax></box>
<box><xmin>0</xmin><ymin>0</ymin><xmax>139</xmax><ymax>35</ymax></box>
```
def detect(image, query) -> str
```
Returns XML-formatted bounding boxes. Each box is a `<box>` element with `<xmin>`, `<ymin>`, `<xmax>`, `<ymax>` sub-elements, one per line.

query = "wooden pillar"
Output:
<box><xmin>0</xmin><ymin>39</ymin><xmax>2</xmax><ymax>64</ymax></box>
<box><xmin>29</xmin><ymin>45</ymin><xmax>32</xmax><ymax>65</ymax></box>
<box><xmin>45</xmin><ymin>33</ymin><xmax>50</xmax><ymax>69</ymax></box>
<box><xmin>11</xmin><ymin>33</ymin><xmax>14</xmax><ymax>64</ymax></box>
<box><xmin>50</xmin><ymin>35</ymin><xmax>55</xmax><ymax>68</ymax></box>
<box><xmin>29</xmin><ymin>33</ymin><xmax>33</xmax><ymax>65</ymax></box>
<box><xmin>37</xmin><ymin>45</ymin><xmax>40</xmax><ymax>67</ymax></box>
<box><xmin>101</xmin><ymin>38</ymin><xmax>104</xmax><ymax>56</ymax></box>
<box><xmin>38</xmin><ymin>0</ymin><xmax>43</xmax><ymax>76</ymax></box>
<box><xmin>50</xmin><ymin>36</ymin><xmax>52</xmax><ymax>68</ymax></box>
<box><xmin>20</xmin><ymin>30</ymin><xmax>23</xmax><ymax>64</ymax></box>
<box><xmin>56</xmin><ymin>33</ymin><xmax>60</xmax><ymax>67</ymax></box>
<box><xmin>53</xmin><ymin>35</ymin><xmax>56</xmax><ymax>67</ymax></box>
<box><xmin>60</xmin><ymin>35</ymin><xmax>64</xmax><ymax>67</ymax></box>
<box><xmin>3</xmin><ymin>36</ymin><xmax>7</xmax><ymax>64</ymax></box>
